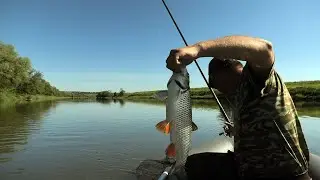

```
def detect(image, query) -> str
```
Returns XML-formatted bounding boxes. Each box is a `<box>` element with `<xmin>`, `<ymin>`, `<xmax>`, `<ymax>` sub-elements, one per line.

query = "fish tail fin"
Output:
<box><xmin>155</xmin><ymin>119</ymin><xmax>170</xmax><ymax>134</ymax></box>
<box><xmin>165</xmin><ymin>143</ymin><xmax>175</xmax><ymax>158</ymax></box>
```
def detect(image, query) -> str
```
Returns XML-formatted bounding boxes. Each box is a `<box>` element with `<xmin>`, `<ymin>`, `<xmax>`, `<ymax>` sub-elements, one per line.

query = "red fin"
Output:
<box><xmin>155</xmin><ymin>120</ymin><xmax>170</xmax><ymax>134</ymax></box>
<box><xmin>165</xmin><ymin>143</ymin><xmax>175</xmax><ymax>158</ymax></box>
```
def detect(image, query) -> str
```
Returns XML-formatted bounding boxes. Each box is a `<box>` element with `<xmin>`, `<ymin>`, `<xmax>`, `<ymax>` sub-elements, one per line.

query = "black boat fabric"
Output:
<box><xmin>185</xmin><ymin>151</ymin><xmax>312</xmax><ymax>180</ymax></box>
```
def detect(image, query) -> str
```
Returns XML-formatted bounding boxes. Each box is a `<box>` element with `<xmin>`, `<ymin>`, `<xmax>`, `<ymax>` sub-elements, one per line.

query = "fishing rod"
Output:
<box><xmin>161</xmin><ymin>0</ymin><xmax>232</xmax><ymax>126</ymax></box>
<box><xmin>158</xmin><ymin>165</ymin><xmax>174</xmax><ymax>180</ymax></box>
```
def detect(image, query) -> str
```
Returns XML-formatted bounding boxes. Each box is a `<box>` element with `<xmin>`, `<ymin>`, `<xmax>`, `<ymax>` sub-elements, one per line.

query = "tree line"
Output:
<box><xmin>2</xmin><ymin>40</ymin><xmax>317</xmax><ymax>103</ymax></box>
<box><xmin>0</xmin><ymin>41</ymin><xmax>128</xmax><ymax>101</ymax></box>
<box><xmin>0</xmin><ymin>41</ymin><xmax>68</xmax><ymax>97</ymax></box>
<box><xmin>96</xmin><ymin>88</ymin><xmax>125</xmax><ymax>99</ymax></box>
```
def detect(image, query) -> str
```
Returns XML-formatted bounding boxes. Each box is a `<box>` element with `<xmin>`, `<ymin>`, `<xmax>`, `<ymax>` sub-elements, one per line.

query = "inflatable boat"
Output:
<box><xmin>136</xmin><ymin>136</ymin><xmax>320</xmax><ymax>180</ymax></box>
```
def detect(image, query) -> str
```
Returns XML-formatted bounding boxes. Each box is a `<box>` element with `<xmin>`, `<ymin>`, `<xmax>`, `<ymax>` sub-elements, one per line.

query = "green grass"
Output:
<box><xmin>285</xmin><ymin>81</ymin><xmax>320</xmax><ymax>89</ymax></box>
<box><xmin>125</xmin><ymin>98</ymin><xmax>222</xmax><ymax>110</ymax></box>
<box><xmin>121</xmin><ymin>80</ymin><xmax>320</xmax><ymax>102</ymax></box>
<box><xmin>0</xmin><ymin>89</ymin><xmax>71</xmax><ymax>108</ymax></box>
<box><xmin>0</xmin><ymin>89</ymin><xmax>21</xmax><ymax>105</ymax></box>
<box><xmin>123</xmin><ymin>98</ymin><xmax>320</xmax><ymax>118</ymax></box>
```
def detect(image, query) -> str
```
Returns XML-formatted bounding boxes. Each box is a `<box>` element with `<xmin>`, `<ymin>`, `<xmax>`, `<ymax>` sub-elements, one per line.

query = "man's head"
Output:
<box><xmin>208</xmin><ymin>58</ymin><xmax>243</xmax><ymax>94</ymax></box>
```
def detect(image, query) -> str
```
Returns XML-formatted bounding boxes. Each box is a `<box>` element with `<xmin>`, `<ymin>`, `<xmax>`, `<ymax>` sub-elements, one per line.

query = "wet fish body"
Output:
<box><xmin>155</xmin><ymin>67</ymin><xmax>196</xmax><ymax>167</ymax></box>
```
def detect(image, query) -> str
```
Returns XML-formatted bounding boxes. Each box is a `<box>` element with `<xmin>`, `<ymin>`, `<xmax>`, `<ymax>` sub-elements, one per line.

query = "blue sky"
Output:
<box><xmin>1</xmin><ymin>0</ymin><xmax>319</xmax><ymax>92</ymax></box>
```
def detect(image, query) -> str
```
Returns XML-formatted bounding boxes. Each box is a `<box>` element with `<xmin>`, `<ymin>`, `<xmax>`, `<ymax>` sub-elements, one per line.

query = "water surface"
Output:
<box><xmin>0</xmin><ymin>99</ymin><xmax>319</xmax><ymax>180</ymax></box>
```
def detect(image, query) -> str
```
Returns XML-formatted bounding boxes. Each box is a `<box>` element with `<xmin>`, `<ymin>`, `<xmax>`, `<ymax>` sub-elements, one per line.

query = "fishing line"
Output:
<box><xmin>161</xmin><ymin>0</ymin><xmax>232</xmax><ymax>126</ymax></box>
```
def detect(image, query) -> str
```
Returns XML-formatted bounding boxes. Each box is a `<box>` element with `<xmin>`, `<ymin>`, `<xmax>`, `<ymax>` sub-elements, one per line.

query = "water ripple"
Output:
<box><xmin>0</xmin><ymin>100</ymin><xmax>319</xmax><ymax>180</ymax></box>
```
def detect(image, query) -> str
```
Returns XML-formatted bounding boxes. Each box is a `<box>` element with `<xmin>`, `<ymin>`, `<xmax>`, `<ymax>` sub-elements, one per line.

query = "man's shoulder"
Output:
<box><xmin>238</xmin><ymin>62</ymin><xmax>288</xmax><ymax>95</ymax></box>
<box><xmin>236</xmin><ymin>63</ymin><xmax>294</xmax><ymax>114</ymax></box>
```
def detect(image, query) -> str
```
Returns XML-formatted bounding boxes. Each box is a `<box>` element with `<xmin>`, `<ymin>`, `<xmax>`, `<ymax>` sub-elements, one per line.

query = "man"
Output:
<box><xmin>165</xmin><ymin>35</ymin><xmax>311</xmax><ymax>180</ymax></box>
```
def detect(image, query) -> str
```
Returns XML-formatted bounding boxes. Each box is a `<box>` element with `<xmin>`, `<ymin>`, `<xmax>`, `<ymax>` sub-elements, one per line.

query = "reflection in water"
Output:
<box><xmin>1</xmin><ymin>99</ymin><xmax>315</xmax><ymax>162</ymax></box>
<box><xmin>0</xmin><ymin>99</ymin><xmax>319</xmax><ymax>180</ymax></box>
<box><xmin>113</xmin><ymin>99</ymin><xmax>125</xmax><ymax>107</ymax></box>
<box><xmin>0</xmin><ymin>101</ymin><xmax>59</xmax><ymax>163</ymax></box>
<box><xmin>118</xmin><ymin>99</ymin><xmax>125</xmax><ymax>107</ymax></box>
<box><xmin>126</xmin><ymin>98</ymin><xmax>320</xmax><ymax>118</ymax></box>
<box><xmin>96</xmin><ymin>98</ymin><xmax>113</xmax><ymax>105</ymax></box>
<box><xmin>97</xmin><ymin>98</ymin><xmax>126</xmax><ymax>107</ymax></box>
<box><xmin>295</xmin><ymin>102</ymin><xmax>320</xmax><ymax>117</ymax></box>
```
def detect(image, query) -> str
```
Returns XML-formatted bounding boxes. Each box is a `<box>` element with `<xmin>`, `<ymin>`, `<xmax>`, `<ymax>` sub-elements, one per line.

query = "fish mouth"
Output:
<box><xmin>166</xmin><ymin>67</ymin><xmax>190</xmax><ymax>90</ymax></box>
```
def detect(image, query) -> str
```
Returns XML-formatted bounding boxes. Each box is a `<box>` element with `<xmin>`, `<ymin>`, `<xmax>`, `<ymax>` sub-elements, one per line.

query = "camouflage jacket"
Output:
<box><xmin>232</xmin><ymin>62</ymin><xmax>309</xmax><ymax>178</ymax></box>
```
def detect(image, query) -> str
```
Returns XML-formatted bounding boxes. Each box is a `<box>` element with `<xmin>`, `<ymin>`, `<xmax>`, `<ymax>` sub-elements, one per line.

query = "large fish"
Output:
<box><xmin>154</xmin><ymin>66</ymin><xmax>197</xmax><ymax>168</ymax></box>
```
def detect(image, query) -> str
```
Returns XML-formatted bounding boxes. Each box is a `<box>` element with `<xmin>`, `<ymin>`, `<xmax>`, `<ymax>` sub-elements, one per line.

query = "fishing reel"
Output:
<box><xmin>219</xmin><ymin>122</ymin><xmax>234</xmax><ymax>137</ymax></box>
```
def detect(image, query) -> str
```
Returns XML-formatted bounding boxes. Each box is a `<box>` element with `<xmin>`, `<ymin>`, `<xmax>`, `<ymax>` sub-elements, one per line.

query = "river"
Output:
<box><xmin>0</xmin><ymin>99</ymin><xmax>319</xmax><ymax>180</ymax></box>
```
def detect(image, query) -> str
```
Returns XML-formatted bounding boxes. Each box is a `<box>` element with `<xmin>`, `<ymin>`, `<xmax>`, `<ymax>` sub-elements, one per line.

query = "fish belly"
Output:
<box><xmin>166</xmin><ymin>82</ymin><xmax>178</xmax><ymax>162</ymax></box>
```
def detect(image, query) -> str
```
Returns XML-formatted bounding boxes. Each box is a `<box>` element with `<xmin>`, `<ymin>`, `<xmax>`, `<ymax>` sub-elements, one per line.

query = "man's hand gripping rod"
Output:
<box><xmin>161</xmin><ymin>0</ymin><xmax>233</xmax><ymax>136</ymax></box>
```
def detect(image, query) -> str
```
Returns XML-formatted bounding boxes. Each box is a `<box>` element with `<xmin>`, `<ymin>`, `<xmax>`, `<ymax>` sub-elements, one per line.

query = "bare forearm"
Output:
<box><xmin>193</xmin><ymin>35</ymin><xmax>274</xmax><ymax>67</ymax></box>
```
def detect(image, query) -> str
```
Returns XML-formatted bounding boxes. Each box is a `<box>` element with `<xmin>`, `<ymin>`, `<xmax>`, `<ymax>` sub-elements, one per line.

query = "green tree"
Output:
<box><xmin>119</xmin><ymin>88</ymin><xmax>125</xmax><ymax>96</ymax></box>
<box><xmin>96</xmin><ymin>90</ymin><xmax>112</xmax><ymax>99</ymax></box>
<box><xmin>0</xmin><ymin>42</ymin><xmax>32</xmax><ymax>89</ymax></box>
<box><xmin>0</xmin><ymin>41</ymin><xmax>68</xmax><ymax>97</ymax></box>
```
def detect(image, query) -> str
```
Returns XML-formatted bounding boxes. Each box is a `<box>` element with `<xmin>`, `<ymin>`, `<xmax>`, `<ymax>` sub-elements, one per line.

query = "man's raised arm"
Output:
<box><xmin>194</xmin><ymin>35</ymin><xmax>275</xmax><ymax>69</ymax></box>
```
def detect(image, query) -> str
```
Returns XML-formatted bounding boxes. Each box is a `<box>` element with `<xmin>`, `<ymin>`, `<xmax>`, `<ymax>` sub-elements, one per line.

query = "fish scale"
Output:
<box><xmin>155</xmin><ymin>66</ymin><xmax>195</xmax><ymax>169</ymax></box>
<box><xmin>174</xmin><ymin>85</ymin><xmax>192</xmax><ymax>167</ymax></box>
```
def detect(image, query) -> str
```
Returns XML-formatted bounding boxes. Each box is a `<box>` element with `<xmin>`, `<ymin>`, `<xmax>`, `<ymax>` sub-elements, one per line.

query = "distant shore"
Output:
<box><xmin>104</xmin><ymin>80</ymin><xmax>320</xmax><ymax>102</ymax></box>
<box><xmin>1</xmin><ymin>80</ymin><xmax>319</xmax><ymax>108</ymax></box>
<box><xmin>96</xmin><ymin>97</ymin><xmax>320</xmax><ymax>118</ymax></box>
<box><xmin>0</xmin><ymin>91</ymin><xmax>71</xmax><ymax>108</ymax></box>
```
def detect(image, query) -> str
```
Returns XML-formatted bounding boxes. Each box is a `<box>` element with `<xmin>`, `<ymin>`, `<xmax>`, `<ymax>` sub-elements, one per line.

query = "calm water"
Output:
<box><xmin>0</xmin><ymin>99</ymin><xmax>319</xmax><ymax>180</ymax></box>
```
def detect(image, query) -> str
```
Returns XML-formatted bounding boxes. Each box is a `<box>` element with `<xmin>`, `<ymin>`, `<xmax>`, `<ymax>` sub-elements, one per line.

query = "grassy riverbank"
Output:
<box><xmin>116</xmin><ymin>80</ymin><xmax>320</xmax><ymax>102</ymax></box>
<box><xmin>96</xmin><ymin>98</ymin><xmax>320</xmax><ymax>118</ymax></box>
<box><xmin>0</xmin><ymin>90</ymin><xmax>71</xmax><ymax>107</ymax></box>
